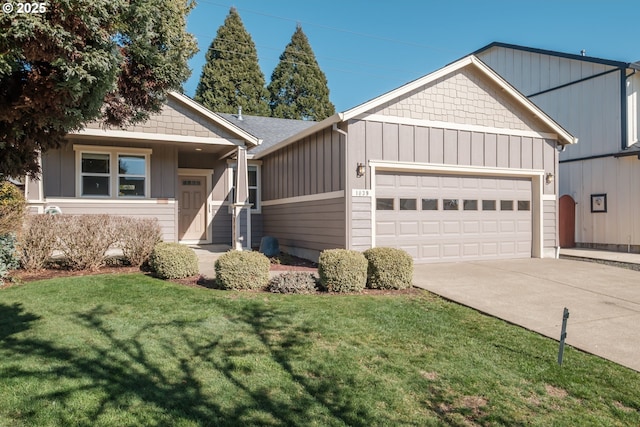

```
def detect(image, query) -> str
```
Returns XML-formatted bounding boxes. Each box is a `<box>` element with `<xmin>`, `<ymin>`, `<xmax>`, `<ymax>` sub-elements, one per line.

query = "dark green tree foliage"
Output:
<box><xmin>0</xmin><ymin>0</ymin><xmax>197</xmax><ymax>179</ymax></box>
<box><xmin>268</xmin><ymin>25</ymin><xmax>335</xmax><ymax>121</ymax></box>
<box><xmin>195</xmin><ymin>8</ymin><xmax>269</xmax><ymax>116</ymax></box>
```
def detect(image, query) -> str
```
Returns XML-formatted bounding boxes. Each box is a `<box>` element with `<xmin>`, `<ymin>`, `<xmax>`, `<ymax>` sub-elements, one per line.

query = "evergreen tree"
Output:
<box><xmin>268</xmin><ymin>25</ymin><xmax>335</xmax><ymax>121</ymax></box>
<box><xmin>0</xmin><ymin>0</ymin><xmax>197</xmax><ymax>178</ymax></box>
<box><xmin>195</xmin><ymin>8</ymin><xmax>270</xmax><ymax>116</ymax></box>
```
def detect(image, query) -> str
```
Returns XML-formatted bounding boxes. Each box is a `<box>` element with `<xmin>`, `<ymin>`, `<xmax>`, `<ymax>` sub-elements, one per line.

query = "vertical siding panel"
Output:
<box><xmin>458</xmin><ymin>130</ymin><xmax>471</xmax><ymax>166</ymax></box>
<box><xmin>332</xmin><ymin>131</ymin><xmax>341</xmax><ymax>191</ymax></box>
<box><xmin>317</xmin><ymin>132</ymin><xmax>325</xmax><ymax>193</ymax></box>
<box><xmin>287</xmin><ymin>145</ymin><xmax>293</xmax><ymax>198</ymax></box>
<box><xmin>429</xmin><ymin>128</ymin><xmax>444</xmax><ymax>163</ymax></box>
<box><xmin>310</xmin><ymin>134</ymin><xmax>318</xmax><ymax>194</ymax></box>
<box><xmin>470</xmin><ymin>132</ymin><xmax>484</xmax><ymax>167</ymax></box>
<box><xmin>509</xmin><ymin>136</ymin><xmax>521</xmax><ymax>168</ymax></box>
<box><xmin>415</xmin><ymin>127</ymin><xmax>429</xmax><ymax>163</ymax></box>
<box><xmin>443</xmin><ymin>129</ymin><xmax>458</xmax><ymax>164</ymax></box>
<box><xmin>382</xmin><ymin>123</ymin><xmax>399</xmax><ymax>161</ymax></box>
<box><xmin>532</xmin><ymin>138</ymin><xmax>544</xmax><ymax>170</ymax></box>
<box><xmin>323</xmin><ymin>130</ymin><xmax>332</xmax><ymax>193</ymax></box>
<box><xmin>398</xmin><ymin>124</ymin><xmax>415</xmax><ymax>162</ymax></box>
<box><xmin>366</xmin><ymin>121</ymin><xmax>383</xmax><ymax>161</ymax></box>
<box><xmin>496</xmin><ymin>135</ymin><xmax>509</xmax><ymax>167</ymax></box>
<box><xmin>339</xmin><ymin>131</ymin><xmax>345</xmax><ymax>190</ymax></box>
<box><xmin>543</xmin><ymin>140</ymin><xmax>555</xmax><ymax>195</ymax></box>
<box><xmin>521</xmin><ymin>137</ymin><xmax>533</xmax><ymax>169</ymax></box>
<box><xmin>293</xmin><ymin>141</ymin><xmax>300</xmax><ymax>197</ymax></box>
<box><xmin>304</xmin><ymin>138</ymin><xmax>311</xmax><ymax>195</ymax></box>
<box><xmin>484</xmin><ymin>133</ymin><xmax>497</xmax><ymax>167</ymax></box>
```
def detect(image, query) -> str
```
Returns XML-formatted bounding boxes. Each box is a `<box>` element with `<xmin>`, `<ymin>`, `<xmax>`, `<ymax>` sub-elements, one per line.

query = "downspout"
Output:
<box><xmin>333</xmin><ymin>123</ymin><xmax>349</xmax><ymax>250</ymax></box>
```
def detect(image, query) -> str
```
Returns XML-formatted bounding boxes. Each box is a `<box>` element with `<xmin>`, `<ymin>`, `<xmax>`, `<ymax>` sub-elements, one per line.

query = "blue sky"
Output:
<box><xmin>184</xmin><ymin>0</ymin><xmax>640</xmax><ymax>112</ymax></box>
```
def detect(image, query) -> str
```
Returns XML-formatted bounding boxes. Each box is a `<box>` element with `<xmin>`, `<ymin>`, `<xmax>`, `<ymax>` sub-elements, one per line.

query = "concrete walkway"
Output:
<box><xmin>412</xmin><ymin>258</ymin><xmax>640</xmax><ymax>372</ymax></box>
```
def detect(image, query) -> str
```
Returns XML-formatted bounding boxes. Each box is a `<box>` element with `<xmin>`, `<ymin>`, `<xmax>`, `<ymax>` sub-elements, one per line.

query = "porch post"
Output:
<box><xmin>232</xmin><ymin>145</ymin><xmax>251</xmax><ymax>250</ymax></box>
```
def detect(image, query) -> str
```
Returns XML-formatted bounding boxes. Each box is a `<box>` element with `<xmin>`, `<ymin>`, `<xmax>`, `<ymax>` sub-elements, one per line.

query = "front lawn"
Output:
<box><xmin>1</xmin><ymin>274</ymin><xmax>638</xmax><ymax>426</ymax></box>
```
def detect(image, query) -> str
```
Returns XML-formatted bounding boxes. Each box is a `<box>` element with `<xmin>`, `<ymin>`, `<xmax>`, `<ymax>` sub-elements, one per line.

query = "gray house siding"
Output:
<box><xmin>262</xmin><ymin>197</ymin><xmax>345</xmax><ymax>260</ymax></box>
<box><xmin>261</xmin><ymin>128</ymin><xmax>344</xmax><ymax>201</ymax></box>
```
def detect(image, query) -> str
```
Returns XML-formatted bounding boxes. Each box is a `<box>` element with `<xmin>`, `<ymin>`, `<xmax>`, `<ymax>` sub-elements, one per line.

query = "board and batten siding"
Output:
<box><xmin>476</xmin><ymin>46</ymin><xmax>623</xmax><ymax>159</ymax></box>
<box><xmin>261</xmin><ymin>128</ymin><xmax>344</xmax><ymax>201</ymax></box>
<box><xmin>261</xmin><ymin>197</ymin><xmax>346</xmax><ymax>261</ymax></box>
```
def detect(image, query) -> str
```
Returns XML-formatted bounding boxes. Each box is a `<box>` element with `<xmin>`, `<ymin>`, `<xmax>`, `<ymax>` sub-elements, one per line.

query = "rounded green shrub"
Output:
<box><xmin>149</xmin><ymin>242</ymin><xmax>199</xmax><ymax>279</ymax></box>
<box><xmin>318</xmin><ymin>249</ymin><xmax>367</xmax><ymax>293</ymax></box>
<box><xmin>215</xmin><ymin>250</ymin><xmax>270</xmax><ymax>290</ymax></box>
<box><xmin>363</xmin><ymin>247</ymin><xmax>414</xmax><ymax>290</ymax></box>
<box><xmin>267</xmin><ymin>271</ymin><xmax>318</xmax><ymax>294</ymax></box>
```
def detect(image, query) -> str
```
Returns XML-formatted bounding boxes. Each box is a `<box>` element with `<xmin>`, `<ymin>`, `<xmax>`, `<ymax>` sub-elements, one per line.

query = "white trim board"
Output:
<box><xmin>261</xmin><ymin>190</ymin><xmax>345</xmax><ymax>207</ymax></box>
<box><xmin>72</xmin><ymin>128</ymin><xmax>242</xmax><ymax>146</ymax></box>
<box><xmin>44</xmin><ymin>197</ymin><xmax>176</xmax><ymax>205</ymax></box>
<box><xmin>369</xmin><ymin>160</ymin><xmax>545</xmax><ymax>178</ymax></box>
<box><xmin>357</xmin><ymin>114</ymin><xmax>559</xmax><ymax>141</ymax></box>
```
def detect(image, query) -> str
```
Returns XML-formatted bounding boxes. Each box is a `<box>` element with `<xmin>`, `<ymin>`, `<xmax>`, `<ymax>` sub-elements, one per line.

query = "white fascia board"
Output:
<box><xmin>252</xmin><ymin>113</ymin><xmax>343</xmax><ymax>159</ymax></box>
<box><xmin>167</xmin><ymin>91</ymin><xmax>262</xmax><ymax>147</ymax></box>
<box><xmin>71</xmin><ymin>128</ymin><xmax>241</xmax><ymax>146</ymax></box>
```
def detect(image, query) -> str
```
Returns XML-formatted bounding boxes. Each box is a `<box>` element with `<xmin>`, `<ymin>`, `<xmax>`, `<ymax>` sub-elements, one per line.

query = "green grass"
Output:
<box><xmin>1</xmin><ymin>274</ymin><xmax>639</xmax><ymax>426</ymax></box>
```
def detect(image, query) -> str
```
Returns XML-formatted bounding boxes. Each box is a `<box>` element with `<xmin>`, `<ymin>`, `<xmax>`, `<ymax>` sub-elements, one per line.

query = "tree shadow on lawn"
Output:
<box><xmin>0</xmin><ymin>300</ymin><xmax>390</xmax><ymax>426</ymax></box>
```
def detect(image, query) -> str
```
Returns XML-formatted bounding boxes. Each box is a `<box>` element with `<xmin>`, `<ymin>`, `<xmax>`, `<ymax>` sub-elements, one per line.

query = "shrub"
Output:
<box><xmin>0</xmin><ymin>233</ymin><xmax>20</xmax><ymax>284</ymax></box>
<box><xmin>215</xmin><ymin>250</ymin><xmax>270</xmax><ymax>290</ymax></box>
<box><xmin>118</xmin><ymin>217</ymin><xmax>162</xmax><ymax>267</ymax></box>
<box><xmin>17</xmin><ymin>215</ymin><xmax>58</xmax><ymax>271</ymax></box>
<box><xmin>318</xmin><ymin>249</ymin><xmax>367</xmax><ymax>293</ymax></box>
<box><xmin>363</xmin><ymin>247</ymin><xmax>414</xmax><ymax>290</ymax></box>
<box><xmin>0</xmin><ymin>181</ymin><xmax>25</xmax><ymax>235</ymax></box>
<box><xmin>149</xmin><ymin>242</ymin><xmax>199</xmax><ymax>279</ymax></box>
<box><xmin>56</xmin><ymin>215</ymin><xmax>120</xmax><ymax>271</ymax></box>
<box><xmin>267</xmin><ymin>271</ymin><xmax>318</xmax><ymax>294</ymax></box>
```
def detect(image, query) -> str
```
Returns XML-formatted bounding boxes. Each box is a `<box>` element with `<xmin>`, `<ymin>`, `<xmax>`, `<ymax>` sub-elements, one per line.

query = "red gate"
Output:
<box><xmin>559</xmin><ymin>195</ymin><xmax>576</xmax><ymax>248</ymax></box>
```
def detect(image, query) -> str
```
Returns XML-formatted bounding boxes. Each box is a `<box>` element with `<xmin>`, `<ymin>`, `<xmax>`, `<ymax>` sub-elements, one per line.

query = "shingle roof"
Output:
<box><xmin>217</xmin><ymin>113</ymin><xmax>317</xmax><ymax>155</ymax></box>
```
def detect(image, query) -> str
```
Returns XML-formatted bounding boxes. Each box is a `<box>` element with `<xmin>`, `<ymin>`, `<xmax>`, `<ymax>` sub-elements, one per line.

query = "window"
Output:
<box><xmin>118</xmin><ymin>155</ymin><xmax>146</xmax><ymax>197</ymax></box>
<box><xmin>399</xmin><ymin>198</ymin><xmax>417</xmax><ymax>210</ymax></box>
<box><xmin>463</xmin><ymin>200</ymin><xmax>478</xmax><ymax>210</ymax></box>
<box><xmin>376</xmin><ymin>198</ymin><xmax>394</xmax><ymax>210</ymax></box>
<box><xmin>443</xmin><ymin>199</ymin><xmax>459</xmax><ymax>210</ymax></box>
<box><xmin>81</xmin><ymin>153</ymin><xmax>110</xmax><ymax>196</ymax></box>
<box><xmin>482</xmin><ymin>200</ymin><xmax>496</xmax><ymax>211</ymax></box>
<box><xmin>501</xmin><ymin>200</ymin><xmax>514</xmax><ymax>211</ymax></box>
<box><xmin>518</xmin><ymin>200</ymin><xmax>531</xmax><ymax>211</ymax></box>
<box><xmin>76</xmin><ymin>146</ymin><xmax>150</xmax><ymax>198</ymax></box>
<box><xmin>422</xmin><ymin>198</ymin><xmax>438</xmax><ymax>210</ymax></box>
<box><xmin>229</xmin><ymin>164</ymin><xmax>260</xmax><ymax>212</ymax></box>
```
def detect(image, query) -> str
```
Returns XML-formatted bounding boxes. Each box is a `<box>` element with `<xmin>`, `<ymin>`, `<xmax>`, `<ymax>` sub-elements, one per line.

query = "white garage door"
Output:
<box><xmin>375</xmin><ymin>172</ymin><xmax>532</xmax><ymax>263</ymax></box>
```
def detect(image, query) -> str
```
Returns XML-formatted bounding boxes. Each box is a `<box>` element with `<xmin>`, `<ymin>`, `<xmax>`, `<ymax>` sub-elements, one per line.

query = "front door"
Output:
<box><xmin>178</xmin><ymin>176</ymin><xmax>206</xmax><ymax>242</ymax></box>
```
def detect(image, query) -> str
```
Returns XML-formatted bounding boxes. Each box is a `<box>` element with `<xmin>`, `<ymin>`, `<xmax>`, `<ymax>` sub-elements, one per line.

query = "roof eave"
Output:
<box><xmin>252</xmin><ymin>114</ymin><xmax>343</xmax><ymax>159</ymax></box>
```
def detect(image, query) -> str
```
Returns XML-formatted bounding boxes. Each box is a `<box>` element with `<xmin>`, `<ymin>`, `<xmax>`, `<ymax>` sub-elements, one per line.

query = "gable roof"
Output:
<box><xmin>217</xmin><ymin>113</ymin><xmax>317</xmax><ymax>155</ymax></box>
<box><xmin>254</xmin><ymin>54</ymin><xmax>577</xmax><ymax>159</ymax></box>
<box><xmin>474</xmin><ymin>42</ymin><xmax>640</xmax><ymax>71</ymax></box>
<box><xmin>167</xmin><ymin>92</ymin><xmax>262</xmax><ymax>147</ymax></box>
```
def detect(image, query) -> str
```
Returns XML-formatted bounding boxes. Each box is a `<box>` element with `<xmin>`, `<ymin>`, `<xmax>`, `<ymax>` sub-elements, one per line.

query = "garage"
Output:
<box><xmin>375</xmin><ymin>171</ymin><xmax>533</xmax><ymax>263</ymax></box>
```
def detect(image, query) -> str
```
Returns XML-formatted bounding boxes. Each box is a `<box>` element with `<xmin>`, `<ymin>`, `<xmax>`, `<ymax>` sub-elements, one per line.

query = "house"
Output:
<box><xmin>25</xmin><ymin>54</ymin><xmax>575</xmax><ymax>263</ymax></box>
<box><xmin>226</xmin><ymin>55</ymin><xmax>575</xmax><ymax>262</ymax></box>
<box><xmin>475</xmin><ymin>42</ymin><xmax>640</xmax><ymax>252</ymax></box>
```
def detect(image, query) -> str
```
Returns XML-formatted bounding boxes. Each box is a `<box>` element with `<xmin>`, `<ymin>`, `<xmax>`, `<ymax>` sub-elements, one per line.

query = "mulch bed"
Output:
<box><xmin>6</xmin><ymin>254</ymin><xmax>420</xmax><ymax>296</ymax></box>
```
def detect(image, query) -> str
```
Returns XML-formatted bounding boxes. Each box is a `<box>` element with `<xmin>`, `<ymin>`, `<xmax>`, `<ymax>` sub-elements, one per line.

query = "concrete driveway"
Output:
<box><xmin>413</xmin><ymin>258</ymin><xmax>640</xmax><ymax>372</ymax></box>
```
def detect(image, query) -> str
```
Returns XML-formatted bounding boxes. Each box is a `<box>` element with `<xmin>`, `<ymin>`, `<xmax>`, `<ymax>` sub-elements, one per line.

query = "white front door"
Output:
<box><xmin>178</xmin><ymin>175</ymin><xmax>206</xmax><ymax>242</ymax></box>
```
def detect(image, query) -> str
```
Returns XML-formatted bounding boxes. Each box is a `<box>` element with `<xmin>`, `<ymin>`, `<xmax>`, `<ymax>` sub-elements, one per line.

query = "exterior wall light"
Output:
<box><xmin>356</xmin><ymin>163</ymin><xmax>365</xmax><ymax>178</ymax></box>
<box><xmin>545</xmin><ymin>173</ymin><xmax>554</xmax><ymax>185</ymax></box>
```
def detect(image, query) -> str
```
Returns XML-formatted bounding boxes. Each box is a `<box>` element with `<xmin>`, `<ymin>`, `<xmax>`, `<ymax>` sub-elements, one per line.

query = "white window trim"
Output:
<box><xmin>74</xmin><ymin>145</ymin><xmax>151</xmax><ymax>199</ymax></box>
<box><xmin>227</xmin><ymin>162</ymin><xmax>262</xmax><ymax>214</ymax></box>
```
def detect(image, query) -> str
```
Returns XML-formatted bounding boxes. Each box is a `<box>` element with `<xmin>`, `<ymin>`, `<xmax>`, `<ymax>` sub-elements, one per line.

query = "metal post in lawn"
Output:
<box><xmin>558</xmin><ymin>307</ymin><xmax>570</xmax><ymax>365</ymax></box>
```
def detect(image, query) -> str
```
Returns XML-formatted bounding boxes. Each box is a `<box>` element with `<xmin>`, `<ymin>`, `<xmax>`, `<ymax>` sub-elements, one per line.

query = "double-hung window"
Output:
<box><xmin>75</xmin><ymin>145</ymin><xmax>151</xmax><ymax>198</ymax></box>
<box><xmin>228</xmin><ymin>164</ymin><xmax>260</xmax><ymax>213</ymax></box>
